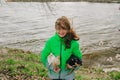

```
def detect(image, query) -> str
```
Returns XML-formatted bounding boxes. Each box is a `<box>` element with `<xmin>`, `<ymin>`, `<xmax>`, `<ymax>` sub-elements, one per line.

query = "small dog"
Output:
<box><xmin>67</xmin><ymin>55</ymin><xmax>82</xmax><ymax>67</ymax></box>
<box><xmin>47</xmin><ymin>53</ymin><xmax>60</xmax><ymax>72</ymax></box>
<box><xmin>67</xmin><ymin>55</ymin><xmax>82</xmax><ymax>74</ymax></box>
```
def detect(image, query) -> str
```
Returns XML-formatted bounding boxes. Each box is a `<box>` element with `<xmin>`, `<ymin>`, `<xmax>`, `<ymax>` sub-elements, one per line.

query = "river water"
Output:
<box><xmin>0</xmin><ymin>2</ymin><xmax>120</xmax><ymax>53</ymax></box>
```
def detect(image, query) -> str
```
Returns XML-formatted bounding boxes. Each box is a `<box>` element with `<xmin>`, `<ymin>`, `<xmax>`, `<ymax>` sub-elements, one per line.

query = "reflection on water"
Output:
<box><xmin>0</xmin><ymin>2</ymin><xmax>120</xmax><ymax>53</ymax></box>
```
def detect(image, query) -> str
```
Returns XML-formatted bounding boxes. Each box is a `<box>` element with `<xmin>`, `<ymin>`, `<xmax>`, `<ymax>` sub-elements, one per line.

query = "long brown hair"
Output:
<box><xmin>55</xmin><ymin>16</ymin><xmax>79</xmax><ymax>49</ymax></box>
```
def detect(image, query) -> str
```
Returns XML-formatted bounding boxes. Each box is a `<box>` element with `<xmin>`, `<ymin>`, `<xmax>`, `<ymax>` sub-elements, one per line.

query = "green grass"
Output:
<box><xmin>0</xmin><ymin>47</ymin><xmax>120</xmax><ymax>80</ymax></box>
<box><xmin>0</xmin><ymin>47</ymin><xmax>47</xmax><ymax>79</ymax></box>
<box><xmin>108</xmin><ymin>71</ymin><xmax>120</xmax><ymax>80</ymax></box>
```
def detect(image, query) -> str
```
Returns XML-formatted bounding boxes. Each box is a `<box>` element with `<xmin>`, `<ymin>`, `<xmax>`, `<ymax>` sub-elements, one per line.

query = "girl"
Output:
<box><xmin>41</xmin><ymin>16</ymin><xmax>82</xmax><ymax>80</ymax></box>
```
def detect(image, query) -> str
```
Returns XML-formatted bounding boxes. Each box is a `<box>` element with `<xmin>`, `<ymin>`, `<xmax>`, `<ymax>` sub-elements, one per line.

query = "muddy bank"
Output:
<box><xmin>1</xmin><ymin>46</ymin><xmax>120</xmax><ymax>69</ymax></box>
<box><xmin>0</xmin><ymin>47</ymin><xmax>120</xmax><ymax>80</ymax></box>
<box><xmin>82</xmin><ymin>47</ymin><xmax>120</xmax><ymax>72</ymax></box>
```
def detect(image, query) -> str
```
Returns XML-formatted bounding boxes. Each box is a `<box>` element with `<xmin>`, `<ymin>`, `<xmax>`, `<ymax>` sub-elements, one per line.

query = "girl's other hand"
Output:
<box><xmin>66</xmin><ymin>64</ymin><xmax>74</xmax><ymax>69</ymax></box>
<box><xmin>53</xmin><ymin>67</ymin><xmax>60</xmax><ymax>73</ymax></box>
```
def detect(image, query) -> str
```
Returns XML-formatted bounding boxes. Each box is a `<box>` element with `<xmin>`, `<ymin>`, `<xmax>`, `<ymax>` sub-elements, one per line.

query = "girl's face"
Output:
<box><xmin>56</xmin><ymin>28</ymin><xmax>67</xmax><ymax>38</ymax></box>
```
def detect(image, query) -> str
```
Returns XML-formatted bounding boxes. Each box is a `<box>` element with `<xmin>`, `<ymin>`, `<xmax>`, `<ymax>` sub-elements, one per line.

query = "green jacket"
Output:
<box><xmin>41</xmin><ymin>33</ymin><xmax>82</xmax><ymax>70</ymax></box>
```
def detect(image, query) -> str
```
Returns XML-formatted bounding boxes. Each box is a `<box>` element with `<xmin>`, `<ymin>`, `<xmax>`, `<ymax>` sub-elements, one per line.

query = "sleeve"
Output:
<box><xmin>72</xmin><ymin>41</ymin><xmax>82</xmax><ymax>71</ymax></box>
<box><xmin>72</xmin><ymin>41</ymin><xmax>82</xmax><ymax>60</ymax></box>
<box><xmin>41</xmin><ymin>40</ymin><xmax>51</xmax><ymax>67</ymax></box>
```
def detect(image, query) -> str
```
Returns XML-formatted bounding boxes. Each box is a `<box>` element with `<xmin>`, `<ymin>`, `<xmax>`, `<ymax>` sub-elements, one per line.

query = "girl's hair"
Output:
<box><xmin>55</xmin><ymin>16</ymin><xmax>79</xmax><ymax>49</ymax></box>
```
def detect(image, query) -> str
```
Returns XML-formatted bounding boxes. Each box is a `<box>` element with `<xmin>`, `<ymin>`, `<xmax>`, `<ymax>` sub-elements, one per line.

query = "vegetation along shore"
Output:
<box><xmin>0</xmin><ymin>47</ymin><xmax>120</xmax><ymax>80</ymax></box>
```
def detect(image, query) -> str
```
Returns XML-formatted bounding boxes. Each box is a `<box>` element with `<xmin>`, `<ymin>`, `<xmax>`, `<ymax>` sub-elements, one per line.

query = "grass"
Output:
<box><xmin>108</xmin><ymin>71</ymin><xmax>120</xmax><ymax>80</ymax></box>
<box><xmin>0</xmin><ymin>47</ymin><xmax>120</xmax><ymax>80</ymax></box>
<box><xmin>0</xmin><ymin>47</ymin><xmax>47</xmax><ymax>79</ymax></box>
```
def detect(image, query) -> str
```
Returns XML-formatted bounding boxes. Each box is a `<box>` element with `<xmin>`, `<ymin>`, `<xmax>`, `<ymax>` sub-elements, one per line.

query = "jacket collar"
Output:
<box><xmin>54</xmin><ymin>32</ymin><xmax>64</xmax><ymax>41</ymax></box>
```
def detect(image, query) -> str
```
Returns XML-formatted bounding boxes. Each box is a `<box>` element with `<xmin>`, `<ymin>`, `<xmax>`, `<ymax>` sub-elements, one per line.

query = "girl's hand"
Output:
<box><xmin>53</xmin><ymin>67</ymin><xmax>60</xmax><ymax>73</ymax></box>
<box><xmin>66</xmin><ymin>64</ymin><xmax>74</xmax><ymax>69</ymax></box>
<box><xmin>66</xmin><ymin>63</ymin><xmax>80</xmax><ymax>69</ymax></box>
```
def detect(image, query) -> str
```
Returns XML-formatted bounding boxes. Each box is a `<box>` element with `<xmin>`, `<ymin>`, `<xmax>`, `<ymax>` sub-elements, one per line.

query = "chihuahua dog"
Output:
<box><xmin>67</xmin><ymin>55</ymin><xmax>82</xmax><ymax>74</ymax></box>
<box><xmin>47</xmin><ymin>53</ymin><xmax>60</xmax><ymax>72</ymax></box>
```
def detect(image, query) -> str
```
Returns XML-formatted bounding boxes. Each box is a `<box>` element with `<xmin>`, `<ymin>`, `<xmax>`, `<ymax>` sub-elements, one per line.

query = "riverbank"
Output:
<box><xmin>0</xmin><ymin>47</ymin><xmax>120</xmax><ymax>80</ymax></box>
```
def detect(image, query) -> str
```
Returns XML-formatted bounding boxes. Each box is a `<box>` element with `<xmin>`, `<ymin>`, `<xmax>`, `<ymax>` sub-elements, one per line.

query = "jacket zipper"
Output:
<box><xmin>59</xmin><ymin>39</ymin><xmax>62</xmax><ymax>79</ymax></box>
